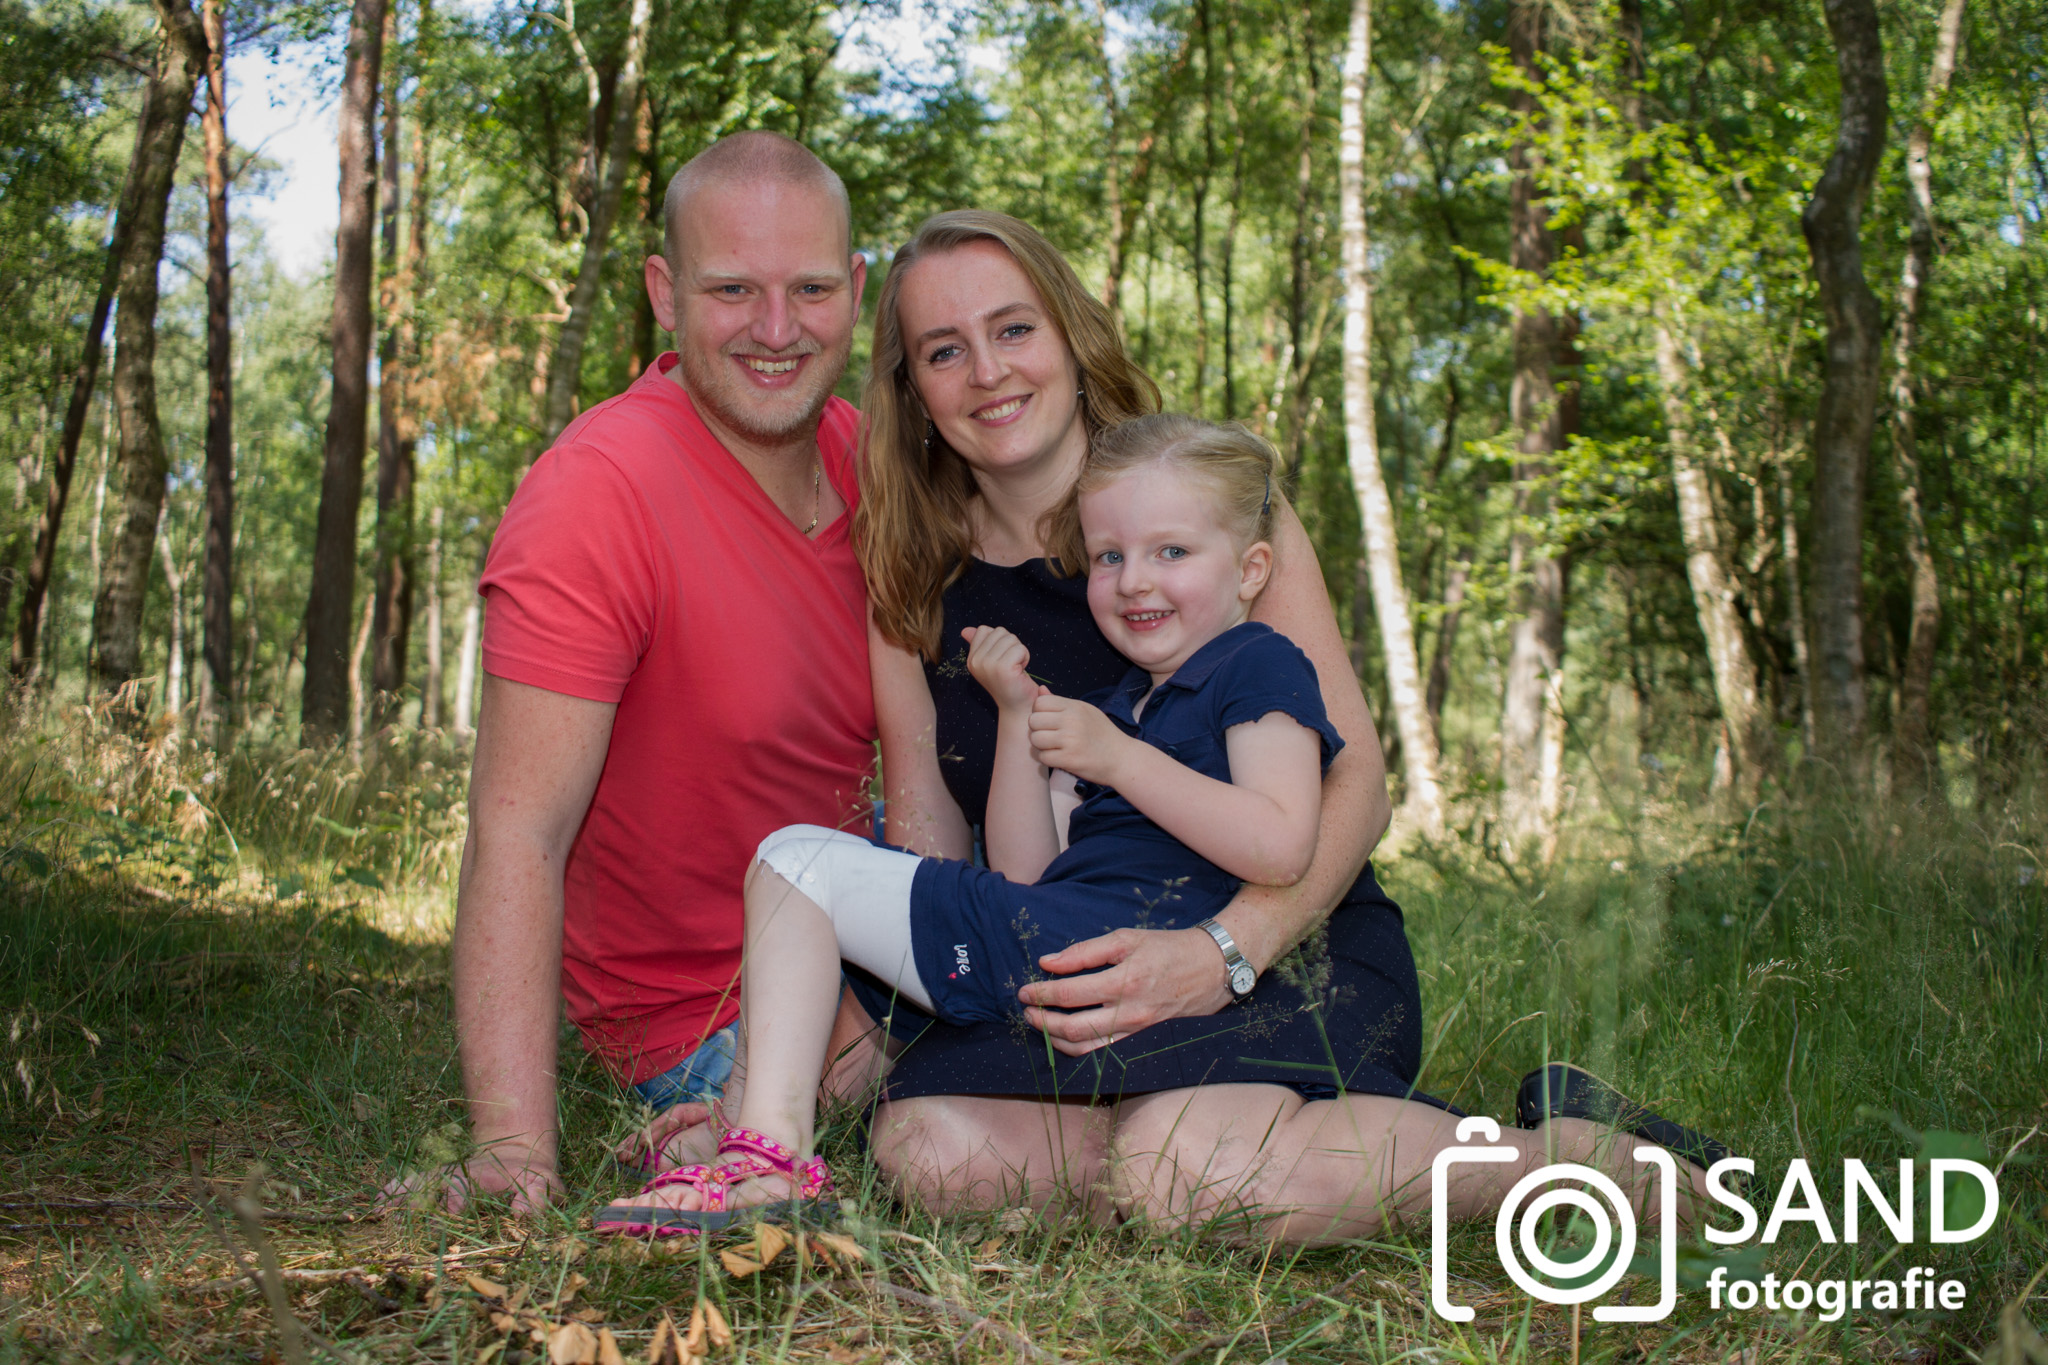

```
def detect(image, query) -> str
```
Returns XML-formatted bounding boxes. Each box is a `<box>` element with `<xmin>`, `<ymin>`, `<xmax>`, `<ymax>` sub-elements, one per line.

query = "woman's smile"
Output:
<box><xmin>974</xmin><ymin>395</ymin><xmax>1030</xmax><ymax>424</ymax></box>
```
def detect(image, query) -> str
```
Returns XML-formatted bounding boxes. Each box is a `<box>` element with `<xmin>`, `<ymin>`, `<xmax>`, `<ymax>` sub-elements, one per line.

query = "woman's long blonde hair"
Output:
<box><xmin>855</xmin><ymin>210</ymin><xmax>1161</xmax><ymax>661</ymax></box>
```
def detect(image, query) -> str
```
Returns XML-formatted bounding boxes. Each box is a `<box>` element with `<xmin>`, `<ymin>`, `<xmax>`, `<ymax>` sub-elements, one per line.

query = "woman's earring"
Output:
<box><xmin>923</xmin><ymin>420</ymin><xmax>937</xmax><ymax>451</ymax></box>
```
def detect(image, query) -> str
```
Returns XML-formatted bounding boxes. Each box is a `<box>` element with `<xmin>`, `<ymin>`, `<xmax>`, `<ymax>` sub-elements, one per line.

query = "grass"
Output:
<box><xmin>0</xmin><ymin>709</ymin><xmax>2043</xmax><ymax>1363</ymax></box>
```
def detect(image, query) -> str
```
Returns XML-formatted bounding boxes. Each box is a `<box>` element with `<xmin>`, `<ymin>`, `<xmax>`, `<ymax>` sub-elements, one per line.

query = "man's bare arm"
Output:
<box><xmin>433</xmin><ymin>674</ymin><xmax>615</xmax><ymax>1211</ymax></box>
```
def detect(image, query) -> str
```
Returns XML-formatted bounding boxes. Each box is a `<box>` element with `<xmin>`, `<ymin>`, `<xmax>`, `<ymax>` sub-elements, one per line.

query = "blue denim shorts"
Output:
<box><xmin>629</xmin><ymin>1023</ymin><xmax>738</xmax><ymax>1112</ymax></box>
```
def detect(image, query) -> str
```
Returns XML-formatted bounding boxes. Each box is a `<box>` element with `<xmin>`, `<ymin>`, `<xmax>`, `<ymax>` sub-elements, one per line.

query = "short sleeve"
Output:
<box><xmin>1211</xmin><ymin>631</ymin><xmax>1346</xmax><ymax>770</ymax></box>
<box><xmin>479</xmin><ymin>444</ymin><xmax>660</xmax><ymax>703</ymax></box>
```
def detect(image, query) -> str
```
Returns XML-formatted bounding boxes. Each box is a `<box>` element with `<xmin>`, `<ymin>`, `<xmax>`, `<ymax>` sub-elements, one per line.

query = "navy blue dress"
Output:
<box><xmin>855</xmin><ymin>557</ymin><xmax>1441</xmax><ymax>1105</ymax></box>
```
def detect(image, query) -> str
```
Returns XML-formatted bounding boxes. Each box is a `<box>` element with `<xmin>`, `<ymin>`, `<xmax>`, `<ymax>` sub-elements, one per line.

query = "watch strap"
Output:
<box><xmin>1196</xmin><ymin>918</ymin><xmax>1256</xmax><ymax>1000</ymax></box>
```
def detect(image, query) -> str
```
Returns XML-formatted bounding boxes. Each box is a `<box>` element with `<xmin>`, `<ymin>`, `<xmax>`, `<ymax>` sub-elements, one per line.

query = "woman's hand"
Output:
<box><xmin>1026</xmin><ymin>693</ymin><xmax>1129</xmax><ymax>785</ymax></box>
<box><xmin>1017</xmin><ymin>925</ymin><xmax>1234</xmax><ymax>1055</ymax></box>
<box><xmin>963</xmin><ymin>625</ymin><xmax>1044</xmax><ymax>713</ymax></box>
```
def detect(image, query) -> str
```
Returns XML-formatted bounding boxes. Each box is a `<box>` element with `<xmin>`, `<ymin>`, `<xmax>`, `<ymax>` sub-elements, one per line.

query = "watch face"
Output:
<box><xmin>1230</xmin><ymin>963</ymin><xmax>1257</xmax><ymax>997</ymax></box>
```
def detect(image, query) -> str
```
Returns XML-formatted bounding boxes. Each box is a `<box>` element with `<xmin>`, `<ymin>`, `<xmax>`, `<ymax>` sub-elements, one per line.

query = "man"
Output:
<box><xmin>399</xmin><ymin>132</ymin><xmax>875</xmax><ymax>1211</ymax></box>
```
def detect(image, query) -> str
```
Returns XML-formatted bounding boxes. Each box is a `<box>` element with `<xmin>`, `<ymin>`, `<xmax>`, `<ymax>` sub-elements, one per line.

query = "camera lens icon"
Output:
<box><xmin>1496</xmin><ymin>1162</ymin><xmax>1636</xmax><ymax>1303</ymax></box>
<box><xmin>1432</xmin><ymin>1117</ymin><xmax>1678</xmax><ymax>1323</ymax></box>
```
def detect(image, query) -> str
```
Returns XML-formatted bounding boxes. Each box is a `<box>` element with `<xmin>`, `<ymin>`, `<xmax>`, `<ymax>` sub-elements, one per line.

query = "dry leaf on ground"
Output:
<box><xmin>719</xmin><ymin>1248</ymin><xmax>763</xmax><ymax>1278</ymax></box>
<box><xmin>754</xmin><ymin>1222</ymin><xmax>790</xmax><ymax>1266</ymax></box>
<box><xmin>701</xmin><ymin>1299</ymin><xmax>731</xmax><ymax>1349</ymax></box>
<box><xmin>550</xmin><ymin>1321</ymin><xmax>599</xmax><ymax>1364</ymax></box>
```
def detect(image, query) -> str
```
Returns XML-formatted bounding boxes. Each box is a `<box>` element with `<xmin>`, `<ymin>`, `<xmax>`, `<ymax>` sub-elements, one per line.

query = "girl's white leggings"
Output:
<box><xmin>752</xmin><ymin>824</ymin><xmax>934</xmax><ymax>1013</ymax></box>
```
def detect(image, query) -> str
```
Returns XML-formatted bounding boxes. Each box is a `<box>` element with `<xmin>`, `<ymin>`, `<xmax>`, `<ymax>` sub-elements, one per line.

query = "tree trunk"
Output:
<box><xmin>453</xmin><ymin>590</ymin><xmax>480</xmax><ymax>738</ymax></box>
<box><xmin>198</xmin><ymin>0</ymin><xmax>233</xmax><ymax>738</ymax></box>
<box><xmin>348</xmin><ymin>584</ymin><xmax>375</xmax><ymax>763</ymax></box>
<box><xmin>1655</xmin><ymin>320</ymin><xmax>1770</xmax><ymax>797</ymax></box>
<box><xmin>1800</xmin><ymin>0</ymin><xmax>1889</xmax><ymax>772</ymax></box>
<box><xmin>1340</xmin><ymin>0</ymin><xmax>1443</xmax><ymax>838</ymax></box>
<box><xmin>1780</xmin><ymin>459</ymin><xmax>1818</xmax><ymax>752</ymax></box>
<box><xmin>1426</xmin><ymin>546</ymin><xmax>1470</xmax><ymax>740</ymax></box>
<box><xmin>1281</xmin><ymin>2</ymin><xmax>1321</xmax><ymax>468</ymax></box>
<box><xmin>628</xmin><ymin>88</ymin><xmax>657</xmax><ymax>380</ymax></box>
<box><xmin>421</xmin><ymin>505</ymin><xmax>443</xmax><ymax>729</ymax></box>
<box><xmin>1086</xmin><ymin>0</ymin><xmax>1128</xmax><ymax>317</ymax></box>
<box><xmin>538</xmin><ymin>0</ymin><xmax>652</xmax><ymax>450</ymax></box>
<box><xmin>1219</xmin><ymin>6</ymin><xmax>1243</xmax><ymax>418</ymax></box>
<box><xmin>11</xmin><ymin>143</ymin><xmax>138</xmax><ymax>682</ymax></box>
<box><xmin>301</xmin><ymin>0</ymin><xmax>388</xmax><ymax>742</ymax></box>
<box><xmin>1498</xmin><ymin>0</ymin><xmax>1570</xmax><ymax>853</ymax></box>
<box><xmin>371</xmin><ymin>0</ymin><xmax>417</xmax><ymax>729</ymax></box>
<box><xmin>1888</xmin><ymin>0</ymin><xmax>1966</xmax><ymax>791</ymax></box>
<box><xmin>157</xmin><ymin>527</ymin><xmax>184</xmax><ymax>726</ymax></box>
<box><xmin>92</xmin><ymin>0</ymin><xmax>205</xmax><ymax>700</ymax></box>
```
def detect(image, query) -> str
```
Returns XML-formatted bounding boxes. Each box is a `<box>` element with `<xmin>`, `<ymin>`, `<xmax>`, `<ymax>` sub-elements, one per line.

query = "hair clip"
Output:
<box><xmin>1261</xmin><ymin>469</ymin><xmax>1272</xmax><ymax>517</ymax></box>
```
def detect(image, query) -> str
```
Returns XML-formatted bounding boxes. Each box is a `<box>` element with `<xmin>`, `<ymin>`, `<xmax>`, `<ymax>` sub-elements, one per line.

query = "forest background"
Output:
<box><xmin>1</xmin><ymin>0</ymin><xmax>2045</xmax><ymax>1361</ymax></box>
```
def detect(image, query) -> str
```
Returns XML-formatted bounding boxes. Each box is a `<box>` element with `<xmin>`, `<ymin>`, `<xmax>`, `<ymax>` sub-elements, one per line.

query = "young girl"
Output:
<box><xmin>597</xmin><ymin>414</ymin><xmax>1346</xmax><ymax>1234</ymax></box>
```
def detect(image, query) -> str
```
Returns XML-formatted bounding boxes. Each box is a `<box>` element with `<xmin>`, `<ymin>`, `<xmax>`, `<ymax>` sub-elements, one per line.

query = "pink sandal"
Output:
<box><xmin>594</xmin><ymin>1128</ymin><xmax>834</xmax><ymax>1237</ymax></box>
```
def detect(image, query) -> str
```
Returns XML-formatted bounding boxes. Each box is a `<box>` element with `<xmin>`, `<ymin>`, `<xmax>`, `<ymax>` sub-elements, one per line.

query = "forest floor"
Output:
<box><xmin>0</xmin><ymin>717</ymin><xmax>2042</xmax><ymax>1363</ymax></box>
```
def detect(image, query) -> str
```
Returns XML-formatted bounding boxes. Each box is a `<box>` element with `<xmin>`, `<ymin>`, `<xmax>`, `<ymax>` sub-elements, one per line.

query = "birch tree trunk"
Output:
<box><xmin>1654</xmin><ymin>319</ymin><xmax>1769</xmax><ymax>797</ymax></box>
<box><xmin>198</xmin><ymin>0</ymin><xmax>233</xmax><ymax>738</ymax></box>
<box><xmin>1498</xmin><ymin>0</ymin><xmax>1570</xmax><ymax>853</ymax></box>
<box><xmin>1341</xmin><ymin>0</ymin><xmax>1443</xmax><ymax>838</ymax></box>
<box><xmin>452</xmin><ymin>592</ymin><xmax>480</xmax><ymax>738</ymax></box>
<box><xmin>92</xmin><ymin>0</ymin><xmax>204</xmax><ymax>699</ymax></box>
<box><xmin>421</xmin><ymin>506</ymin><xmax>444</xmax><ymax>729</ymax></box>
<box><xmin>1800</xmin><ymin>0</ymin><xmax>1889</xmax><ymax>773</ymax></box>
<box><xmin>538</xmin><ymin>0</ymin><xmax>652</xmax><ymax>450</ymax></box>
<box><xmin>301</xmin><ymin>0</ymin><xmax>387</xmax><ymax>742</ymax></box>
<box><xmin>1888</xmin><ymin>0</ymin><xmax>1967</xmax><ymax>791</ymax></box>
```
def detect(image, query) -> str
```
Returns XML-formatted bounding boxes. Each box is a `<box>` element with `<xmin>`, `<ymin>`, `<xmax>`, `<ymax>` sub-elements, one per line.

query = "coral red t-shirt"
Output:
<box><xmin>479</xmin><ymin>354</ymin><xmax>875</xmax><ymax>1084</ymax></box>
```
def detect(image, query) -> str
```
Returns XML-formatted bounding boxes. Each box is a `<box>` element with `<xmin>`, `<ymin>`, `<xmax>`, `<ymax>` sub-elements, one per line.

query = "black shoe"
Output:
<box><xmin>1515</xmin><ymin>1063</ymin><xmax>1732</xmax><ymax>1172</ymax></box>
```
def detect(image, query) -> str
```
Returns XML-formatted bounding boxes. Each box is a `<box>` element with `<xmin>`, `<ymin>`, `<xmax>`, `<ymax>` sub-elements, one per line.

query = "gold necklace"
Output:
<box><xmin>800</xmin><ymin>462</ymin><xmax>821</xmax><ymax>536</ymax></box>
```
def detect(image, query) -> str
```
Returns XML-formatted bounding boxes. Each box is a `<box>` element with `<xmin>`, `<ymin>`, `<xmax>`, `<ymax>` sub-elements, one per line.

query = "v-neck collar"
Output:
<box><xmin>644</xmin><ymin>353</ymin><xmax>852</xmax><ymax>551</ymax></box>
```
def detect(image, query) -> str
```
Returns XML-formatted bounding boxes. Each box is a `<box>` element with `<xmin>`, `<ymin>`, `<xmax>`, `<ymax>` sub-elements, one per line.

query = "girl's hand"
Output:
<box><xmin>1027</xmin><ymin>694</ymin><xmax>1128</xmax><ymax>785</ymax></box>
<box><xmin>963</xmin><ymin>626</ymin><xmax>1044</xmax><ymax>713</ymax></box>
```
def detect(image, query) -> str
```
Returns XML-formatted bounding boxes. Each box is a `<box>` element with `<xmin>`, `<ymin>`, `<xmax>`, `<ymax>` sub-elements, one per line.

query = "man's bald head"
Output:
<box><xmin>663</xmin><ymin>131</ymin><xmax>850</xmax><ymax>269</ymax></box>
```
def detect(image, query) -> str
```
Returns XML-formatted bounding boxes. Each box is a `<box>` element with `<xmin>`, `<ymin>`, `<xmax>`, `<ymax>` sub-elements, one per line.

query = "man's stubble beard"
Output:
<box><xmin>679</xmin><ymin>336</ymin><xmax>851</xmax><ymax>446</ymax></box>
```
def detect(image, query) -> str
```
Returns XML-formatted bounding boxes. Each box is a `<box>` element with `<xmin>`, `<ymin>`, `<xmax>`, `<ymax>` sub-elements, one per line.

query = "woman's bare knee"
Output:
<box><xmin>871</xmin><ymin>1097</ymin><xmax>1109</xmax><ymax>1219</ymax></box>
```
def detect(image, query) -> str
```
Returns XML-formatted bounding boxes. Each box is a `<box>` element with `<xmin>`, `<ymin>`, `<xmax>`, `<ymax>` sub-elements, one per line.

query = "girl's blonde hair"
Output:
<box><xmin>1044</xmin><ymin>414</ymin><xmax>1287</xmax><ymax>578</ymax></box>
<box><xmin>855</xmin><ymin>210</ymin><xmax>1161</xmax><ymax>661</ymax></box>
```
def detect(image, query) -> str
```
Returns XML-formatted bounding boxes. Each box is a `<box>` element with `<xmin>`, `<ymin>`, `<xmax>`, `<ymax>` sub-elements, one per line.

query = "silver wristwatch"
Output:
<box><xmin>1196</xmin><ymin>918</ymin><xmax>1258</xmax><ymax>1002</ymax></box>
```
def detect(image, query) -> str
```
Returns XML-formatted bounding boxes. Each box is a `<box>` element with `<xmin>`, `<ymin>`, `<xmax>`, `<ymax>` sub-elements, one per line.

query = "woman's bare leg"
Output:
<box><xmin>1109</xmin><ymin>1085</ymin><xmax>1711</xmax><ymax>1246</ymax></box>
<box><xmin>870</xmin><ymin>1094</ymin><xmax>1118</xmax><ymax>1223</ymax></box>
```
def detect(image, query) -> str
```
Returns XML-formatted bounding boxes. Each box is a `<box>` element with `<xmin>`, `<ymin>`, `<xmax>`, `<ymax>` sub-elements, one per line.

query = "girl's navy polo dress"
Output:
<box><xmin>860</xmin><ymin>556</ymin><xmax>1444</xmax><ymax>1107</ymax></box>
<box><xmin>908</xmin><ymin>621</ymin><xmax>1340</xmax><ymax>1023</ymax></box>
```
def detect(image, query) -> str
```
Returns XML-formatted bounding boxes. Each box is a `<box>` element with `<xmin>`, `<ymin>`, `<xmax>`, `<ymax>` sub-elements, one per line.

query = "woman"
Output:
<box><xmin>847</xmin><ymin>210</ymin><xmax>1718</xmax><ymax>1243</ymax></box>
